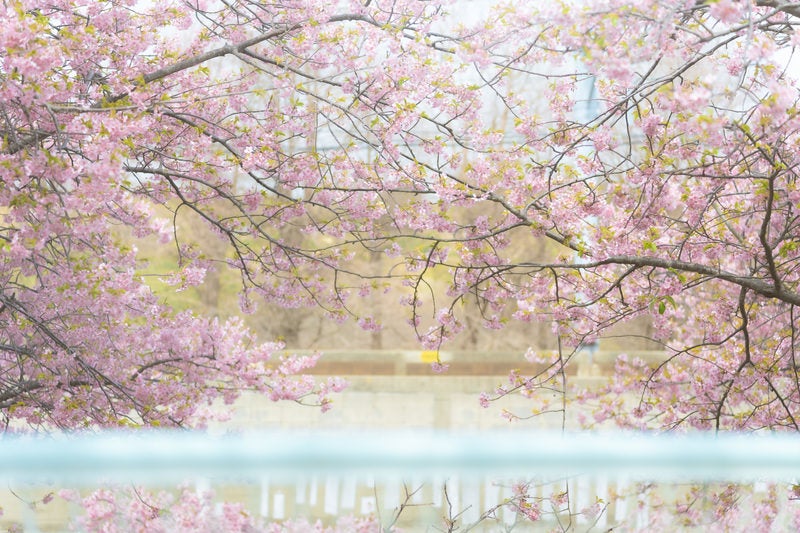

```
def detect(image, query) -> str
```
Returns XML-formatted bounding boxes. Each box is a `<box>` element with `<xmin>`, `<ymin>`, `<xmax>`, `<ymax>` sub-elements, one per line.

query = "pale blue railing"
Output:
<box><xmin>2</xmin><ymin>431</ymin><xmax>798</xmax><ymax>531</ymax></box>
<box><xmin>2</xmin><ymin>430</ymin><xmax>798</xmax><ymax>483</ymax></box>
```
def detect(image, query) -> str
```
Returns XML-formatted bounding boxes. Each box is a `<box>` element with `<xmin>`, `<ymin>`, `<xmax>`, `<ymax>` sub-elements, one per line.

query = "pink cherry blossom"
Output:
<box><xmin>3</xmin><ymin>0</ymin><xmax>800</xmax><ymax>529</ymax></box>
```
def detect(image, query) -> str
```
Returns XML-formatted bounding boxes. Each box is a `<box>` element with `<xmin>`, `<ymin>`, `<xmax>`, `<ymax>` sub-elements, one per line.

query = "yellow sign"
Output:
<box><xmin>420</xmin><ymin>351</ymin><xmax>439</xmax><ymax>363</ymax></box>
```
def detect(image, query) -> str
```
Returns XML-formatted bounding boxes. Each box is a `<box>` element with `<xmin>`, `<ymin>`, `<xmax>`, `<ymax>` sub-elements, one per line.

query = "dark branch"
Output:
<box><xmin>520</xmin><ymin>255</ymin><xmax>800</xmax><ymax>306</ymax></box>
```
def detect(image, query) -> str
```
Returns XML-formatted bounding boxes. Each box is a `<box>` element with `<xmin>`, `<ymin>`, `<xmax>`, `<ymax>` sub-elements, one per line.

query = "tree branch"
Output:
<box><xmin>755</xmin><ymin>1</ymin><xmax>800</xmax><ymax>18</ymax></box>
<box><xmin>520</xmin><ymin>255</ymin><xmax>800</xmax><ymax>306</ymax></box>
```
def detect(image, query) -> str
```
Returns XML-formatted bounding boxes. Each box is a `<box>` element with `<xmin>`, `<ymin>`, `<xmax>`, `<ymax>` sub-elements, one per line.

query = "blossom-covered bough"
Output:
<box><xmin>2</xmin><ymin>0</ymin><xmax>800</xmax><ymax>529</ymax></box>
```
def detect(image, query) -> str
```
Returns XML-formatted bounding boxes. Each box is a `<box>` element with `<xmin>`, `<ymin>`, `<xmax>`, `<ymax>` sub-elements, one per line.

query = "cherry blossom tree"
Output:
<box><xmin>55</xmin><ymin>486</ymin><xmax>381</xmax><ymax>533</ymax></box>
<box><xmin>0</xmin><ymin>0</ymin><xmax>357</xmax><ymax>431</ymax></box>
<box><xmin>3</xmin><ymin>0</ymin><xmax>800</xmax><ymax>529</ymax></box>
